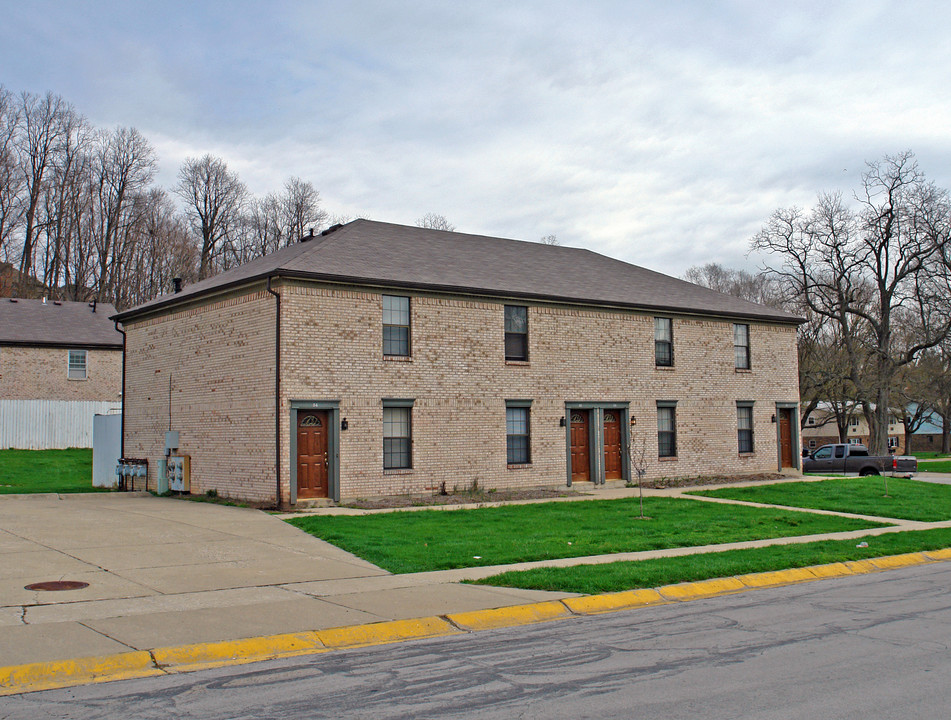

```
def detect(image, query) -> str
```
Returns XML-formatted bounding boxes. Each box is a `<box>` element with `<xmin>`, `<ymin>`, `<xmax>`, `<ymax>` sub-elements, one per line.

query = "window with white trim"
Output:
<box><xmin>737</xmin><ymin>402</ymin><xmax>754</xmax><ymax>453</ymax></box>
<box><xmin>505</xmin><ymin>401</ymin><xmax>531</xmax><ymax>465</ymax></box>
<box><xmin>654</xmin><ymin>317</ymin><xmax>673</xmax><ymax>367</ymax></box>
<box><xmin>68</xmin><ymin>349</ymin><xmax>87</xmax><ymax>380</ymax></box>
<box><xmin>734</xmin><ymin>323</ymin><xmax>750</xmax><ymax>369</ymax></box>
<box><xmin>657</xmin><ymin>402</ymin><xmax>677</xmax><ymax>457</ymax></box>
<box><xmin>383</xmin><ymin>401</ymin><xmax>413</xmax><ymax>469</ymax></box>
<box><xmin>382</xmin><ymin>295</ymin><xmax>410</xmax><ymax>357</ymax></box>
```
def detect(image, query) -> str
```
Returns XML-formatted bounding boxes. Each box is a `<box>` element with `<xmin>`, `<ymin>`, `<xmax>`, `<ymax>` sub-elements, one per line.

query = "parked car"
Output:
<box><xmin>802</xmin><ymin>444</ymin><xmax>917</xmax><ymax>478</ymax></box>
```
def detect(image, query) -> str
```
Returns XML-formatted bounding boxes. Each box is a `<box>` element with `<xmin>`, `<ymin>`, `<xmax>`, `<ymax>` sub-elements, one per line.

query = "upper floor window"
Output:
<box><xmin>383</xmin><ymin>400</ymin><xmax>413</xmax><ymax>470</ymax></box>
<box><xmin>504</xmin><ymin>305</ymin><xmax>528</xmax><ymax>361</ymax></box>
<box><xmin>657</xmin><ymin>402</ymin><xmax>677</xmax><ymax>458</ymax></box>
<box><xmin>68</xmin><ymin>349</ymin><xmax>87</xmax><ymax>380</ymax></box>
<box><xmin>506</xmin><ymin>402</ymin><xmax>531</xmax><ymax>465</ymax></box>
<box><xmin>733</xmin><ymin>323</ymin><xmax>750</xmax><ymax>369</ymax></box>
<box><xmin>383</xmin><ymin>295</ymin><xmax>410</xmax><ymax>357</ymax></box>
<box><xmin>737</xmin><ymin>402</ymin><xmax>754</xmax><ymax>453</ymax></box>
<box><xmin>654</xmin><ymin>317</ymin><xmax>673</xmax><ymax>367</ymax></box>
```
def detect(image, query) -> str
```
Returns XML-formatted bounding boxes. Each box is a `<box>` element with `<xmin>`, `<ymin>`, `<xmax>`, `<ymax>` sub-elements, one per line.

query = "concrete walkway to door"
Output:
<box><xmin>0</xmin><ymin>493</ymin><xmax>572</xmax><ymax>668</ymax></box>
<box><xmin>5</xmin><ymin>475</ymin><xmax>951</xmax><ymax>671</ymax></box>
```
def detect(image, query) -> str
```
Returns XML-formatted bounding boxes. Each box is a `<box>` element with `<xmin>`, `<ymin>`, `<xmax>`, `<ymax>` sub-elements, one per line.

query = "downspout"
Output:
<box><xmin>113</xmin><ymin>320</ymin><xmax>127</xmax><ymax>485</ymax></box>
<box><xmin>266</xmin><ymin>276</ymin><xmax>282</xmax><ymax>508</ymax></box>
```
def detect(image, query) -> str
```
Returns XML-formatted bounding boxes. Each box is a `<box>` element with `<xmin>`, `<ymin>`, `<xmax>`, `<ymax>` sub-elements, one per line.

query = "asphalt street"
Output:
<box><xmin>5</xmin><ymin>561</ymin><xmax>951</xmax><ymax>720</ymax></box>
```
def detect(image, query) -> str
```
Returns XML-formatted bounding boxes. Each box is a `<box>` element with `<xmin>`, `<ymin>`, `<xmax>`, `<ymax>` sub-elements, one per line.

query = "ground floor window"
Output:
<box><xmin>506</xmin><ymin>402</ymin><xmax>531</xmax><ymax>464</ymax></box>
<box><xmin>657</xmin><ymin>402</ymin><xmax>677</xmax><ymax>457</ymax></box>
<box><xmin>383</xmin><ymin>401</ymin><xmax>413</xmax><ymax>469</ymax></box>
<box><xmin>737</xmin><ymin>402</ymin><xmax>754</xmax><ymax>453</ymax></box>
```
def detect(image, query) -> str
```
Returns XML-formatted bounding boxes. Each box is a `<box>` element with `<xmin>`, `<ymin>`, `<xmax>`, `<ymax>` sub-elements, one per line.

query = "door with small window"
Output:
<box><xmin>570</xmin><ymin>411</ymin><xmax>590</xmax><ymax>482</ymax></box>
<box><xmin>296</xmin><ymin>411</ymin><xmax>329</xmax><ymax>498</ymax></box>
<box><xmin>603</xmin><ymin>411</ymin><xmax>623</xmax><ymax>480</ymax></box>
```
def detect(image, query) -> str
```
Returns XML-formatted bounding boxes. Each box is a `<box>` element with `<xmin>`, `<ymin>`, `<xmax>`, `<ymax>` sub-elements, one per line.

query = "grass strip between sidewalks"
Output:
<box><xmin>470</xmin><ymin>527</ymin><xmax>951</xmax><ymax>594</ymax></box>
<box><xmin>689</xmin><ymin>477</ymin><xmax>951</xmax><ymax>522</ymax></box>
<box><xmin>0</xmin><ymin>449</ymin><xmax>103</xmax><ymax>494</ymax></box>
<box><xmin>917</xmin><ymin>460</ymin><xmax>951</xmax><ymax>473</ymax></box>
<box><xmin>288</xmin><ymin>496</ymin><xmax>885</xmax><ymax>574</ymax></box>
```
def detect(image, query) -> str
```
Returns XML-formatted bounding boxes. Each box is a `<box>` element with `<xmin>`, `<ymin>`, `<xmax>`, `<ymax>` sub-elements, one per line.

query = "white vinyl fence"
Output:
<box><xmin>0</xmin><ymin>400</ymin><xmax>121</xmax><ymax>449</ymax></box>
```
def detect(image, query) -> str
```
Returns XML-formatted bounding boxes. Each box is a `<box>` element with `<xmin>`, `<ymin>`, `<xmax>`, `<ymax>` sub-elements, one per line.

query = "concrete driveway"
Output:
<box><xmin>0</xmin><ymin>493</ymin><xmax>569</xmax><ymax>667</ymax></box>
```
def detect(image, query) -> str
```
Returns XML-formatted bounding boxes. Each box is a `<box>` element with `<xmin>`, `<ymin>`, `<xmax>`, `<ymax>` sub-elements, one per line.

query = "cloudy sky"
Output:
<box><xmin>3</xmin><ymin>0</ymin><xmax>950</xmax><ymax>275</ymax></box>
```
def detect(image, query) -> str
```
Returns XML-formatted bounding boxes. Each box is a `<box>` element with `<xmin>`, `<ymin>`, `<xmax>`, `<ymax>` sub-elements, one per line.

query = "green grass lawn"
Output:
<box><xmin>471</xmin><ymin>527</ymin><xmax>951</xmax><ymax>594</ymax></box>
<box><xmin>690</xmin><ymin>477</ymin><xmax>951</xmax><ymax>521</ymax></box>
<box><xmin>287</xmin><ymin>497</ymin><xmax>885</xmax><ymax>574</ymax></box>
<box><xmin>918</xmin><ymin>460</ymin><xmax>951</xmax><ymax>473</ymax></box>
<box><xmin>913</xmin><ymin>452</ymin><xmax>951</xmax><ymax>460</ymax></box>
<box><xmin>0</xmin><ymin>448</ymin><xmax>103</xmax><ymax>494</ymax></box>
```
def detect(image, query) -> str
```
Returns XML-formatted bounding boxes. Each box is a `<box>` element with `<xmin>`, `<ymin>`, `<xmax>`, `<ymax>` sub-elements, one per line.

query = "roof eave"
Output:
<box><xmin>114</xmin><ymin>268</ymin><xmax>804</xmax><ymax>326</ymax></box>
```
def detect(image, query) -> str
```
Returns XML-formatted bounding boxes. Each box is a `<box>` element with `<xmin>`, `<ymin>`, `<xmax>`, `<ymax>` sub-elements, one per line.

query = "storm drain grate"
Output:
<box><xmin>24</xmin><ymin>580</ymin><xmax>90</xmax><ymax>591</ymax></box>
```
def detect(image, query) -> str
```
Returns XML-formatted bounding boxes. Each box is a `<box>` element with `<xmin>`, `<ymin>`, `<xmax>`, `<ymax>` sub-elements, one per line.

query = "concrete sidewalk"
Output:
<box><xmin>3</xmin><ymin>476</ymin><xmax>951</xmax><ymax>672</ymax></box>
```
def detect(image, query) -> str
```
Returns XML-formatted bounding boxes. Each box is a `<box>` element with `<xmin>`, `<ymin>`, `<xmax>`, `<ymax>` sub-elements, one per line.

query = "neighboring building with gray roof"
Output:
<box><xmin>116</xmin><ymin>220</ymin><xmax>802</xmax><ymax>507</ymax></box>
<box><xmin>1</xmin><ymin>298</ymin><xmax>122</xmax><ymax>449</ymax></box>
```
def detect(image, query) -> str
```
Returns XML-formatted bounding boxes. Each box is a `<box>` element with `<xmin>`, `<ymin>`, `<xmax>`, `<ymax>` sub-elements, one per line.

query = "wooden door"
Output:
<box><xmin>297</xmin><ymin>410</ymin><xmax>329</xmax><ymax>498</ymax></box>
<box><xmin>570</xmin><ymin>411</ymin><xmax>590</xmax><ymax>482</ymax></box>
<box><xmin>779</xmin><ymin>408</ymin><xmax>794</xmax><ymax>468</ymax></box>
<box><xmin>603</xmin><ymin>411</ymin><xmax>623</xmax><ymax>480</ymax></box>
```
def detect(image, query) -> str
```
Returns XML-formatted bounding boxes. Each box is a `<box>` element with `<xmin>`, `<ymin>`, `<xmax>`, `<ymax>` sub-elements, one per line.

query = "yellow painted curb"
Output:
<box><xmin>315</xmin><ymin>616</ymin><xmax>460</xmax><ymax>649</ymax></box>
<box><xmin>0</xmin><ymin>651</ymin><xmax>162</xmax><ymax>697</ymax></box>
<box><xmin>806</xmin><ymin>562</ymin><xmax>854</xmax><ymax>578</ymax></box>
<box><xmin>154</xmin><ymin>631</ymin><xmax>327</xmax><ymax>674</ymax></box>
<box><xmin>5</xmin><ymin>545</ymin><xmax>951</xmax><ymax>697</ymax></box>
<box><xmin>563</xmin><ymin>588</ymin><xmax>667</xmax><ymax>615</ymax></box>
<box><xmin>447</xmin><ymin>600</ymin><xmax>572</xmax><ymax>631</ymax></box>
<box><xmin>866</xmin><ymin>552</ymin><xmax>931</xmax><ymax>570</ymax></box>
<box><xmin>843</xmin><ymin>559</ymin><xmax>879</xmax><ymax>574</ymax></box>
<box><xmin>738</xmin><ymin>567</ymin><xmax>817</xmax><ymax>588</ymax></box>
<box><xmin>658</xmin><ymin>577</ymin><xmax>746</xmax><ymax>601</ymax></box>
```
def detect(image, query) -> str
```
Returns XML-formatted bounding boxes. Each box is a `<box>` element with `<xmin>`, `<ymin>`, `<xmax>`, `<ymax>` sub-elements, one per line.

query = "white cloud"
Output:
<box><xmin>4</xmin><ymin>0</ymin><xmax>951</xmax><ymax>276</ymax></box>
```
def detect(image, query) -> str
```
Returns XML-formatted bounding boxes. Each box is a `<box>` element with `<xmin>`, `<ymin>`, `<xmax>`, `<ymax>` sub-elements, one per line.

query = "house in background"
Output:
<box><xmin>0</xmin><ymin>298</ymin><xmax>123</xmax><ymax>449</ymax></box>
<box><xmin>801</xmin><ymin>404</ymin><xmax>905</xmax><ymax>454</ymax></box>
<box><xmin>115</xmin><ymin>220</ymin><xmax>803</xmax><ymax>507</ymax></box>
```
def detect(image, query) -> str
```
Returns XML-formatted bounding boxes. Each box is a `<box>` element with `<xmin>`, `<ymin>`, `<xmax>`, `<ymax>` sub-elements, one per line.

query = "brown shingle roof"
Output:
<box><xmin>0</xmin><ymin>298</ymin><xmax>123</xmax><ymax>348</ymax></box>
<box><xmin>115</xmin><ymin>220</ymin><xmax>801</xmax><ymax>324</ymax></box>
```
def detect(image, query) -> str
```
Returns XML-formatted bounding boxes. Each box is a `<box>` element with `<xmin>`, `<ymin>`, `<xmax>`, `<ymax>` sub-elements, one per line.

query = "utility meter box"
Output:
<box><xmin>167</xmin><ymin>455</ymin><xmax>191</xmax><ymax>492</ymax></box>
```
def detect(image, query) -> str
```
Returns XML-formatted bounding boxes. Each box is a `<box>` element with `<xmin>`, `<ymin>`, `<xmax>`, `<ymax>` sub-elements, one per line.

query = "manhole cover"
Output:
<box><xmin>24</xmin><ymin>580</ymin><xmax>90</xmax><ymax>591</ymax></box>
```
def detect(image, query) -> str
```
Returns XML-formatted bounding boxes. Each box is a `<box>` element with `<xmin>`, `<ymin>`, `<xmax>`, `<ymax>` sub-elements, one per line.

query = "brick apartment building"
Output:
<box><xmin>114</xmin><ymin>220</ymin><xmax>803</xmax><ymax>507</ymax></box>
<box><xmin>0</xmin><ymin>298</ymin><xmax>122</xmax><ymax>448</ymax></box>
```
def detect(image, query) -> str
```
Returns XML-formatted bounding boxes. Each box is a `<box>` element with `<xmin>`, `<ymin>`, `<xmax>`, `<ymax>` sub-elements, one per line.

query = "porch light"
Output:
<box><xmin>341</xmin><ymin>418</ymin><xmax>349</xmax><ymax>431</ymax></box>
<box><xmin>559</xmin><ymin>417</ymin><xmax>566</xmax><ymax>427</ymax></box>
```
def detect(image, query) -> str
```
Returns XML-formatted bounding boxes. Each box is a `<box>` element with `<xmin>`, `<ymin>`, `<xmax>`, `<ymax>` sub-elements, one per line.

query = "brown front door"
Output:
<box><xmin>779</xmin><ymin>408</ymin><xmax>794</xmax><ymax>468</ymax></box>
<box><xmin>297</xmin><ymin>410</ymin><xmax>329</xmax><ymax>498</ymax></box>
<box><xmin>570</xmin><ymin>410</ymin><xmax>590</xmax><ymax>482</ymax></box>
<box><xmin>603</xmin><ymin>411</ymin><xmax>623</xmax><ymax>480</ymax></box>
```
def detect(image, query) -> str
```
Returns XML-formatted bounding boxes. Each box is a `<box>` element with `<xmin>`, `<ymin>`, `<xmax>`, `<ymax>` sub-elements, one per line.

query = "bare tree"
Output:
<box><xmin>752</xmin><ymin>152</ymin><xmax>951</xmax><ymax>454</ymax></box>
<box><xmin>683</xmin><ymin>262</ymin><xmax>782</xmax><ymax>306</ymax></box>
<box><xmin>175</xmin><ymin>154</ymin><xmax>247</xmax><ymax>279</ymax></box>
<box><xmin>415</xmin><ymin>213</ymin><xmax>455</xmax><ymax>231</ymax></box>
<box><xmin>13</xmin><ymin>91</ymin><xmax>75</xmax><ymax>295</ymax></box>
<box><xmin>539</xmin><ymin>234</ymin><xmax>559</xmax><ymax>246</ymax></box>
<box><xmin>0</xmin><ymin>85</ymin><xmax>23</xmax><ymax>262</ymax></box>
<box><xmin>279</xmin><ymin>176</ymin><xmax>327</xmax><ymax>245</ymax></box>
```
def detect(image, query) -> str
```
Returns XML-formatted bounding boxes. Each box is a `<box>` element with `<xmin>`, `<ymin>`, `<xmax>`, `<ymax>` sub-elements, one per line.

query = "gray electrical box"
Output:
<box><xmin>167</xmin><ymin>455</ymin><xmax>190</xmax><ymax>492</ymax></box>
<box><xmin>164</xmin><ymin>431</ymin><xmax>180</xmax><ymax>455</ymax></box>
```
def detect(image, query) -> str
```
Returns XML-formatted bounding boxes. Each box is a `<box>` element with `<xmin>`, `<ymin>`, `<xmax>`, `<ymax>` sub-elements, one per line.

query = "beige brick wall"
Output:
<box><xmin>122</xmin><ymin>280</ymin><xmax>800</xmax><ymax>506</ymax></box>
<box><xmin>278</xmin><ymin>282</ymin><xmax>799</xmax><ymax>501</ymax></box>
<box><xmin>0</xmin><ymin>346</ymin><xmax>121</xmax><ymax>401</ymax></box>
<box><xmin>122</xmin><ymin>288</ymin><xmax>276</xmax><ymax>503</ymax></box>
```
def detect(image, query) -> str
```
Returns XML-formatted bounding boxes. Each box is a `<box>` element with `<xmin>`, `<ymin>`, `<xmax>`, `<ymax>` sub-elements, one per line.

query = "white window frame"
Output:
<box><xmin>68</xmin><ymin>349</ymin><xmax>87</xmax><ymax>380</ymax></box>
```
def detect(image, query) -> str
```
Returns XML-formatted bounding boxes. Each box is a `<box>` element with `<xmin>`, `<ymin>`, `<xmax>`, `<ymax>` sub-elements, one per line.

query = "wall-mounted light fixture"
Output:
<box><xmin>559</xmin><ymin>416</ymin><xmax>566</xmax><ymax>427</ymax></box>
<box><xmin>630</xmin><ymin>416</ymin><xmax>637</xmax><ymax>426</ymax></box>
<box><xmin>341</xmin><ymin>418</ymin><xmax>349</xmax><ymax>431</ymax></box>
<box><xmin>770</xmin><ymin>414</ymin><xmax>777</xmax><ymax>423</ymax></box>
